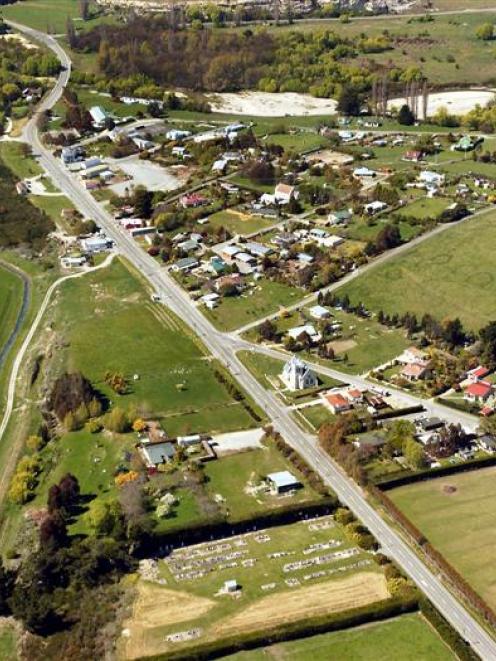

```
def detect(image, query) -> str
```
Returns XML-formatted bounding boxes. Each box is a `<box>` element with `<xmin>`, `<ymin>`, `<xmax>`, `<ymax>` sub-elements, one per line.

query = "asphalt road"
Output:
<box><xmin>6</xmin><ymin>19</ymin><xmax>496</xmax><ymax>659</ymax></box>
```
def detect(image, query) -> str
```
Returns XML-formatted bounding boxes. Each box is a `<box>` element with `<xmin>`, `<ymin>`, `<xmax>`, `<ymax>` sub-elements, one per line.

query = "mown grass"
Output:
<box><xmin>0</xmin><ymin>142</ymin><xmax>42</xmax><ymax>179</ymax></box>
<box><xmin>53</xmin><ymin>258</ymin><xmax>257</xmax><ymax>435</ymax></box>
<box><xmin>338</xmin><ymin>209</ymin><xmax>496</xmax><ymax>330</ymax></box>
<box><xmin>226</xmin><ymin>612</ymin><xmax>454</xmax><ymax>661</ymax></box>
<box><xmin>207</xmin><ymin>209</ymin><xmax>277</xmax><ymax>236</ymax></box>
<box><xmin>390</xmin><ymin>466</ymin><xmax>496</xmax><ymax>611</ymax></box>
<box><xmin>204</xmin><ymin>279</ymin><xmax>305</xmax><ymax>332</ymax></box>
<box><xmin>2</xmin><ymin>0</ymin><xmax>112</xmax><ymax>34</ymax></box>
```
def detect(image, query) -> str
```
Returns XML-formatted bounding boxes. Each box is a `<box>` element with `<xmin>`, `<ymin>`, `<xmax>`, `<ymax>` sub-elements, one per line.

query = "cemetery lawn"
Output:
<box><xmin>120</xmin><ymin>516</ymin><xmax>385</xmax><ymax>659</ymax></box>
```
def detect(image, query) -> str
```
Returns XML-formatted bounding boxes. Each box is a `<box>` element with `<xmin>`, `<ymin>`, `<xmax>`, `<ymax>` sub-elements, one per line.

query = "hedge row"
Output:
<box><xmin>370</xmin><ymin>485</ymin><xmax>496</xmax><ymax>630</ymax></box>
<box><xmin>374</xmin><ymin>454</ymin><xmax>496</xmax><ymax>490</ymax></box>
<box><xmin>143</xmin><ymin>595</ymin><xmax>419</xmax><ymax>661</ymax></box>
<box><xmin>435</xmin><ymin>396</ymin><xmax>480</xmax><ymax>416</ymax></box>
<box><xmin>374</xmin><ymin>404</ymin><xmax>424</xmax><ymax>421</ymax></box>
<box><xmin>419</xmin><ymin>598</ymin><xmax>479</xmax><ymax>661</ymax></box>
<box><xmin>144</xmin><ymin>499</ymin><xmax>337</xmax><ymax>555</ymax></box>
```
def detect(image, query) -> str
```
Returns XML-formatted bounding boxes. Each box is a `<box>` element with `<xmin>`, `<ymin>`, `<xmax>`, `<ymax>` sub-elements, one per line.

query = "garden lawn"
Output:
<box><xmin>0</xmin><ymin>622</ymin><xmax>18</xmax><ymax>661</ymax></box>
<box><xmin>400</xmin><ymin>197</ymin><xmax>452</xmax><ymax>220</ymax></box>
<box><xmin>226</xmin><ymin>612</ymin><xmax>454</xmax><ymax>661</ymax></box>
<box><xmin>338</xmin><ymin>209</ymin><xmax>496</xmax><ymax>331</ymax></box>
<box><xmin>297</xmin><ymin>404</ymin><xmax>336</xmax><ymax>431</ymax></box>
<box><xmin>0</xmin><ymin>264</ymin><xmax>24</xmax><ymax>362</ymax></box>
<box><xmin>390</xmin><ymin>466</ymin><xmax>496</xmax><ymax>610</ymax></box>
<box><xmin>205</xmin><ymin>280</ymin><xmax>304</xmax><ymax>332</ymax></box>
<box><xmin>207</xmin><ymin>209</ymin><xmax>276</xmax><ymax>236</ymax></box>
<box><xmin>264</xmin><ymin>131</ymin><xmax>327</xmax><ymax>152</ymax></box>
<box><xmin>54</xmin><ymin>258</ymin><xmax>256</xmax><ymax>435</ymax></box>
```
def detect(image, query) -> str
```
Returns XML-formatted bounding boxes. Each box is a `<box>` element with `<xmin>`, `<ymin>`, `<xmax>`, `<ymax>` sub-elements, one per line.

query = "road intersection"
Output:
<box><xmin>5</xmin><ymin>20</ymin><xmax>496</xmax><ymax>659</ymax></box>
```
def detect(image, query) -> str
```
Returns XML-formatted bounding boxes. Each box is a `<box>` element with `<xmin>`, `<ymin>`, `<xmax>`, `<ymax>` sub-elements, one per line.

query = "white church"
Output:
<box><xmin>281</xmin><ymin>356</ymin><xmax>318</xmax><ymax>391</ymax></box>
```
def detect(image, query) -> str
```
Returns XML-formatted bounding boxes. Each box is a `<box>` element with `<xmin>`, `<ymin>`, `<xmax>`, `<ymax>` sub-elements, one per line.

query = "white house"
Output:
<box><xmin>166</xmin><ymin>129</ymin><xmax>191</xmax><ymax>141</ymax></box>
<box><xmin>281</xmin><ymin>356</ymin><xmax>318</xmax><ymax>391</ymax></box>
<box><xmin>354</xmin><ymin>167</ymin><xmax>376</xmax><ymax>178</ymax></box>
<box><xmin>287</xmin><ymin>324</ymin><xmax>321</xmax><ymax>343</ymax></box>
<box><xmin>89</xmin><ymin>106</ymin><xmax>110</xmax><ymax>128</ymax></box>
<box><xmin>261</xmin><ymin>183</ymin><xmax>298</xmax><ymax>206</ymax></box>
<box><xmin>419</xmin><ymin>171</ymin><xmax>445</xmax><ymax>187</ymax></box>
<box><xmin>364</xmin><ymin>200</ymin><xmax>387</xmax><ymax>215</ymax></box>
<box><xmin>309</xmin><ymin>305</ymin><xmax>330</xmax><ymax>320</ymax></box>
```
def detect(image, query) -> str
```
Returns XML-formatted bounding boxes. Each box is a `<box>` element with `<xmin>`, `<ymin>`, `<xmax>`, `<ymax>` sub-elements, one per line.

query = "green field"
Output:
<box><xmin>0</xmin><ymin>622</ymin><xmax>18</xmax><ymax>661</ymax></box>
<box><xmin>226</xmin><ymin>613</ymin><xmax>454</xmax><ymax>660</ymax></box>
<box><xmin>28</xmin><ymin>194</ymin><xmax>76</xmax><ymax>231</ymax></box>
<box><xmin>204</xmin><ymin>280</ymin><xmax>305</xmax><ymax>332</ymax></box>
<box><xmin>399</xmin><ymin>197</ymin><xmax>452</xmax><ymax>220</ymax></box>
<box><xmin>208</xmin><ymin>210</ymin><xmax>277</xmax><ymax>236</ymax></box>
<box><xmin>339</xmin><ymin>210</ymin><xmax>496</xmax><ymax>330</ymax></box>
<box><xmin>0</xmin><ymin>264</ymin><xmax>24</xmax><ymax>363</ymax></box>
<box><xmin>0</xmin><ymin>142</ymin><xmax>42</xmax><ymax>179</ymax></box>
<box><xmin>121</xmin><ymin>515</ymin><xmax>385</xmax><ymax>659</ymax></box>
<box><xmin>264</xmin><ymin>132</ymin><xmax>327</xmax><ymax>152</ymax></box>
<box><xmin>2</xmin><ymin>0</ymin><xmax>112</xmax><ymax>33</ymax></box>
<box><xmin>390</xmin><ymin>466</ymin><xmax>496</xmax><ymax>610</ymax></box>
<box><xmin>54</xmin><ymin>258</ymin><xmax>257</xmax><ymax>435</ymax></box>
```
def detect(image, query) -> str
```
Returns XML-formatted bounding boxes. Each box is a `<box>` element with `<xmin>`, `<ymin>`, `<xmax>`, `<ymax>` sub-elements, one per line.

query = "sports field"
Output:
<box><xmin>226</xmin><ymin>613</ymin><xmax>454</xmax><ymax>660</ymax></box>
<box><xmin>339</xmin><ymin>210</ymin><xmax>496</xmax><ymax>330</ymax></box>
<box><xmin>54</xmin><ymin>258</ymin><xmax>257</xmax><ymax>435</ymax></box>
<box><xmin>121</xmin><ymin>516</ymin><xmax>386</xmax><ymax>659</ymax></box>
<box><xmin>390</xmin><ymin>466</ymin><xmax>496</xmax><ymax>610</ymax></box>
<box><xmin>0</xmin><ymin>265</ymin><xmax>24</xmax><ymax>363</ymax></box>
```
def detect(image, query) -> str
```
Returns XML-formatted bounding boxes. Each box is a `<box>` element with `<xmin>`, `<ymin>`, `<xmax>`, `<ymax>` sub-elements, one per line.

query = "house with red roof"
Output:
<box><xmin>467</xmin><ymin>366</ymin><xmax>491</xmax><ymax>383</ymax></box>
<box><xmin>346</xmin><ymin>388</ymin><xmax>363</xmax><ymax>405</ymax></box>
<box><xmin>401</xmin><ymin>362</ymin><xmax>432</xmax><ymax>381</ymax></box>
<box><xmin>325</xmin><ymin>393</ymin><xmax>352</xmax><ymax>414</ymax></box>
<box><xmin>464</xmin><ymin>381</ymin><xmax>493</xmax><ymax>404</ymax></box>
<box><xmin>180</xmin><ymin>193</ymin><xmax>208</xmax><ymax>209</ymax></box>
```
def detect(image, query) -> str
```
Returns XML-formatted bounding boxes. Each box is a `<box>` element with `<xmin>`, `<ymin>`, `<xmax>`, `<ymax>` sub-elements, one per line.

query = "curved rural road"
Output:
<box><xmin>0</xmin><ymin>261</ymin><xmax>30</xmax><ymax>371</ymax></box>
<box><xmin>5</xmin><ymin>19</ymin><xmax>496</xmax><ymax>660</ymax></box>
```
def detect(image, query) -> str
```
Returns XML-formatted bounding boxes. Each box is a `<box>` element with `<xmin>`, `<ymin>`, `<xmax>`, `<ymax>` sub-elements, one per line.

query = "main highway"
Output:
<box><xmin>7</xmin><ymin>20</ymin><xmax>496</xmax><ymax>659</ymax></box>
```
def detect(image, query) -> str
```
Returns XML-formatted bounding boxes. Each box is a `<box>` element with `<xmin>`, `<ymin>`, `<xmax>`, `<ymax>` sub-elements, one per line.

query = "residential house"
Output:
<box><xmin>328</xmin><ymin>209</ymin><xmax>352</xmax><ymax>226</ymax></box>
<box><xmin>244</xmin><ymin>242</ymin><xmax>273</xmax><ymax>258</ymax></box>
<box><xmin>281</xmin><ymin>356</ymin><xmax>318</xmax><ymax>391</ymax></box>
<box><xmin>172</xmin><ymin>257</ymin><xmax>199</xmax><ymax>272</ymax></box>
<box><xmin>467</xmin><ymin>366</ymin><xmax>490</xmax><ymax>383</ymax></box>
<box><xmin>309</xmin><ymin>305</ymin><xmax>331</xmax><ymax>320</ymax></box>
<box><xmin>353</xmin><ymin>167</ymin><xmax>376</xmax><ymax>178</ymax></box>
<box><xmin>89</xmin><ymin>106</ymin><xmax>110</xmax><ymax>129</ymax></box>
<box><xmin>215</xmin><ymin>274</ymin><xmax>243</xmax><ymax>293</ymax></box>
<box><xmin>419</xmin><ymin>171</ymin><xmax>445</xmax><ymax>187</ymax></box>
<box><xmin>221</xmin><ymin>245</ymin><xmax>240</xmax><ymax>262</ymax></box>
<box><xmin>478</xmin><ymin>435</ymin><xmax>496</xmax><ymax>452</ymax></box>
<box><xmin>403</xmin><ymin>150</ymin><xmax>423</xmax><ymax>162</ymax></box>
<box><xmin>166</xmin><ymin>129</ymin><xmax>191</xmax><ymax>141</ymax></box>
<box><xmin>398</xmin><ymin>347</ymin><xmax>429</xmax><ymax>365</ymax></box>
<box><xmin>212</xmin><ymin>159</ymin><xmax>228</xmax><ymax>174</ymax></box>
<box><xmin>180</xmin><ymin>193</ymin><xmax>208</xmax><ymax>209</ymax></box>
<box><xmin>346</xmin><ymin>388</ymin><xmax>364</xmax><ymax>405</ymax></box>
<box><xmin>287</xmin><ymin>324</ymin><xmax>321</xmax><ymax>343</ymax></box>
<box><xmin>464</xmin><ymin>381</ymin><xmax>493</xmax><ymax>404</ymax></box>
<box><xmin>61</xmin><ymin>145</ymin><xmax>85</xmax><ymax>165</ymax></box>
<box><xmin>325</xmin><ymin>393</ymin><xmax>352</xmax><ymax>414</ymax></box>
<box><xmin>401</xmin><ymin>363</ymin><xmax>432</xmax><ymax>381</ymax></box>
<box><xmin>261</xmin><ymin>183</ymin><xmax>298</xmax><ymax>206</ymax></box>
<box><xmin>364</xmin><ymin>200</ymin><xmax>387</xmax><ymax>215</ymax></box>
